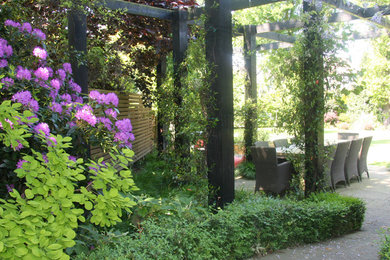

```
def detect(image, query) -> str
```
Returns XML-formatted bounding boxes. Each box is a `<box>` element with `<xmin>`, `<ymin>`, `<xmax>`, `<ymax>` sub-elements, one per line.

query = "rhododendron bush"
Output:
<box><xmin>0</xmin><ymin>21</ymin><xmax>138</xmax><ymax>259</ymax></box>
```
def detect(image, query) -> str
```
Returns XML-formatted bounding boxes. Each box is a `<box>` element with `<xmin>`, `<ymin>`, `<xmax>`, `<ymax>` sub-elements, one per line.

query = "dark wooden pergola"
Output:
<box><xmin>68</xmin><ymin>0</ymin><xmax>390</xmax><ymax>206</ymax></box>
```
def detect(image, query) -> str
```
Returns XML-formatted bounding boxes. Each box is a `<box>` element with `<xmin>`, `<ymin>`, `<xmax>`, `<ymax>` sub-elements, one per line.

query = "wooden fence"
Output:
<box><xmin>89</xmin><ymin>89</ymin><xmax>155</xmax><ymax>163</ymax></box>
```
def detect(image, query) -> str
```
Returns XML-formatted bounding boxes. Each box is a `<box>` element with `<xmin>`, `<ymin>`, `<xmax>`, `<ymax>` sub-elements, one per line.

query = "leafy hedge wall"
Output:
<box><xmin>77</xmin><ymin>192</ymin><xmax>365</xmax><ymax>260</ymax></box>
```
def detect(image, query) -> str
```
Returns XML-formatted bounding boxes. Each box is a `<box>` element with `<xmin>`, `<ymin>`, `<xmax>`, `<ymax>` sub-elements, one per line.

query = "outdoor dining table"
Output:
<box><xmin>276</xmin><ymin>145</ymin><xmax>303</xmax><ymax>157</ymax></box>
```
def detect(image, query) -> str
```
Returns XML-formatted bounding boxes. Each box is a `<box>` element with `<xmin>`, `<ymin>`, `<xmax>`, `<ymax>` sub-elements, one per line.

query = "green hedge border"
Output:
<box><xmin>79</xmin><ymin>192</ymin><xmax>365</xmax><ymax>260</ymax></box>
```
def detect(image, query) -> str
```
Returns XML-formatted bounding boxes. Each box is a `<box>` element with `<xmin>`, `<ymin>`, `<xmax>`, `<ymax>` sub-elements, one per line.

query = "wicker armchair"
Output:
<box><xmin>338</xmin><ymin>132</ymin><xmax>359</xmax><ymax>141</ymax></box>
<box><xmin>324</xmin><ymin>144</ymin><xmax>337</xmax><ymax>190</ymax></box>
<box><xmin>251</xmin><ymin>146</ymin><xmax>293</xmax><ymax>194</ymax></box>
<box><xmin>273</xmin><ymin>138</ymin><xmax>289</xmax><ymax>148</ymax></box>
<box><xmin>254</xmin><ymin>141</ymin><xmax>269</xmax><ymax>147</ymax></box>
<box><xmin>358</xmin><ymin>136</ymin><xmax>373</xmax><ymax>179</ymax></box>
<box><xmin>330</xmin><ymin>141</ymin><xmax>351</xmax><ymax>188</ymax></box>
<box><xmin>344</xmin><ymin>138</ymin><xmax>363</xmax><ymax>184</ymax></box>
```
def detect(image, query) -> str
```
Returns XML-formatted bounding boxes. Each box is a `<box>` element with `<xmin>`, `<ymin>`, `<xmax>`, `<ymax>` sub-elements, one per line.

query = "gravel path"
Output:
<box><xmin>236</xmin><ymin>165</ymin><xmax>390</xmax><ymax>260</ymax></box>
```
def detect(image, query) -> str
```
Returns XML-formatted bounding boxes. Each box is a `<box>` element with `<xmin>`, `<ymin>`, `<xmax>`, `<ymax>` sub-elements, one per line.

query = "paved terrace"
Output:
<box><xmin>236</xmin><ymin>131</ymin><xmax>390</xmax><ymax>259</ymax></box>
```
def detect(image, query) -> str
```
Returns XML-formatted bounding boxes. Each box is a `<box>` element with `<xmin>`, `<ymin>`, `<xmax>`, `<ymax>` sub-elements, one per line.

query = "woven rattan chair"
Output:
<box><xmin>330</xmin><ymin>141</ymin><xmax>351</xmax><ymax>188</ymax></box>
<box><xmin>254</xmin><ymin>141</ymin><xmax>269</xmax><ymax>147</ymax></box>
<box><xmin>273</xmin><ymin>138</ymin><xmax>289</xmax><ymax>148</ymax></box>
<box><xmin>251</xmin><ymin>146</ymin><xmax>293</xmax><ymax>194</ymax></box>
<box><xmin>358</xmin><ymin>136</ymin><xmax>373</xmax><ymax>179</ymax></box>
<box><xmin>324</xmin><ymin>144</ymin><xmax>337</xmax><ymax>190</ymax></box>
<box><xmin>344</xmin><ymin>138</ymin><xmax>363</xmax><ymax>184</ymax></box>
<box><xmin>338</xmin><ymin>132</ymin><xmax>359</xmax><ymax>141</ymax></box>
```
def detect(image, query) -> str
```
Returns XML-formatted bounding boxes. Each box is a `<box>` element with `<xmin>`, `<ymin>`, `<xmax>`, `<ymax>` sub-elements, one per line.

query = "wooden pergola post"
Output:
<box><xmin>68</xmin><ymin>7</ymin><xmax>88</xmax><ymax>94</ymax></box>
<box><xmin>302</xmin><ymin>0</ymin><xmax>325</xmax><ymax>195</ymax></box>
<box><xmin>172</xmin><ymin>8</ymin><xmax>189</xmax><ymax>157</ymax></box>
<box><xmin>243</xmin><ymin>25</ymin><xmax>258</xmax><ymax>162</ymax></box>
<box><xmin>156</xmin><ymin>57</ymin><xmax>167</xmax><ymax>152</ymax></box>
<box><xmin>205</xmin><ymin>0</ymin><xmax>235</xmax><ymax>207</ymax></box>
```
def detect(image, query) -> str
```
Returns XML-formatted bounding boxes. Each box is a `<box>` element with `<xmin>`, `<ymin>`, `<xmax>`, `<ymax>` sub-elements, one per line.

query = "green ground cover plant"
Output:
<box><xmin>76</xmin><ymin>192</ymin><xmax>365</xmax><ymax>260</ymax></box>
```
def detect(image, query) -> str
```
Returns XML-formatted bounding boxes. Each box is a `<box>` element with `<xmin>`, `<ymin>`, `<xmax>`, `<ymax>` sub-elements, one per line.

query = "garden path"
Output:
<box><xmin>236</xmin><ymin>165</ymin><xmax>390</xmax><ymax>260</ymax></box>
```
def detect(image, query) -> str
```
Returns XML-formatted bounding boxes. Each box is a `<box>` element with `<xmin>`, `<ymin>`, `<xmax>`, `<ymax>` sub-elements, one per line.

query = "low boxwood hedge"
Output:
<box><xmin>77</xmin><ymin>192</ymin><xmax>365</xmax><ymax>260</ymax></box>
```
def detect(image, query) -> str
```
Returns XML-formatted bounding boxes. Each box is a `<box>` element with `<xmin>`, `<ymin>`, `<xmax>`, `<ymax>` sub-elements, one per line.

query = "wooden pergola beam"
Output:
<box><xmin>257</xmin><ymin>41</ymin><xmax>293</xmax><ymax>51</ymax></box>
<box><xmin>323</xmin><ymin>0</ymin><xmax>390</xmax><ymax>29</ymax></box>
<box><xmin>231</xmin><ymin>0</ymin><xmax>286</xmax><ymax>11</ymax></box>
<box><xmin>256</xmin><ymin>30</ymin><xmax>384</xmax><ymax>51</ymax></box>
<box><xmin>253</xmin><ymin>7</ymin><xmax>390</xmax><ymax>33</ymax></box>
<box><xmin>257</xmin><ymin>32</ymin><xmax>296</xmax><ymax>43</ymax></box>
<box><xmin>97</xmin><ymin>0</ymin><xmax>174</xmax><ymax>20</ymax></box>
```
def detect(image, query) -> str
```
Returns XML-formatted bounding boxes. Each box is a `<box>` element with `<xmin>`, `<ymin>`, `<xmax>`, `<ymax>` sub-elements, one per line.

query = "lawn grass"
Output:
<box><xmin>372</xmin><ymin>140</ymin><xmax>390</xmax><ymax>145</ymax></box>
<box><xmin>371</xmin><ymin>161</ymin><xmax>390</xmax><ymax>169</ymax></box>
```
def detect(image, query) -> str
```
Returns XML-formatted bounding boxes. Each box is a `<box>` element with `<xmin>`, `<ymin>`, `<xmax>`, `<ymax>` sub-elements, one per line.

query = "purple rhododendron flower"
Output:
<box><xmin>89</xmin><ymin>165</ymin><xmax>100</xmax><ymax>173</ymax></box>
<box><xmin>34</xmin><ymin>122</ymin><xmax>50</xmax><ymax>136</ymax></box>
<box><xmin>33</xmin><ymin>46</ymin><xmax>47</xmax><ymax>60</ymax></box>
<box><xmin>29</xmin><ymin>99</ymin><xmax>39</xmax><ymax>112</ymax></box>
<box><xmin>34</xmin><ymin>67</ymin><xmax>50</xmax><ymax>81</ymax></box>
<box><xmin>75</xmin><ymin>105</ymin><xmax>97</xmax><ymax>126</ymax></box>
<box><xmin>16</xmin><ymin>66</ymin><xmax>32</xmax><ymax>80</ymax></box>
<box><xmin>42</xmin><ymin>154</ymin><xmax>49</xmax><ymax>163</ymax></box>
<box><xmin>12</xmin><ymin>90</ymin><xmax>39</xmax><ymax>112</ymax></box>
<box><xmin>47</xmin><ymin>67</ymin><xmax>54</xmax><ymax>78</ymax></box>
<box><xmin>11</xmin><ymin>141</ymin><xmax>23</xmax><ymax>151</ymax></box>
<box><xmin>73</xmin><ymin>96</ymin><xmax>84</xmax><ymax>104</ymax></box>
<box><xmin>1</xmin><ymin>77</ymin><xmax>14</xmax><ymax>87</ymax></box>
<box><xmin>0</xmin><ymin>38</ymin><xmax>13</xmax><ymax>58</ymax></box>
<box><xmin>4</xmin><ymin>20</ymin><xmax>20</xmax><ymax>28</ymax></box>
<box><xmin>57</xmin><ymin>69</ymin><xmax>66</xmax><ymax>81</ymax></box>
<box><xmin>60</xmin><ymin>94</ymin><xmax>72</xmax><ymax>103</ymax></box>
<box><xmin>68</xmin><ymin>156</ymin><xmax>77</xmax><ymax>162</ymax></box>
<box><xmin>97</xmin><ymin>117</ymin><xmax>113</xmax><ymax>131</ymax></box>
<box><xmin>104</xmin><ymin>92</ymin><xmax>119</xmax><ymax>106</ymax></box>
<box><xmin>69</xmin><ymin>80</ymin><xmax>81</xmax><ymax>93</ymax></box>
<box><xmin>68</xmin><ymin>121</ymin><xmax>76</xmax><ymax>128</ymax></box>
<box><xmin>50</xmin><ymin>78</ymin><xmax>61</xmax><ymax>90</ymax></box>
<box><xmin>12</xmin><ymin>90</ymin><xmax>32</xmax><ymax>105</ymax></box>
<box><xmin>16</xmin><ymin>159</ymin><xmax>28</xmax><ymax>169</ymax></box>
<box><xmin>50</xmin><ymin>102</ymin><xmax>63</xmax><ymax>114</ymax></box>
<box><xmin>32</xmin><ymin>28</ymin><xmax>46</xmax><ymax>41</ymax></box>
<box><xmin>20</xmin><ymin>22</ymin><xmax>32</xmax><ymax>33</ymax></box>
<box><xmin>105</xmin><ymin>108</ymin><xmax>117</xmax><ymax>119</ymax></box>
<box><xmin>47</xmin><ymin>136</ymin><xmax>57</xmax><ymax>147</ymax></box>
<box><xmin>49</xmin><ymin>90</ymin><xmax>58</xmax><ymax>100</ymax></box>
<box><xmin>63</xmin><ymin>63</ymin><xmax>72</xmax><ymax>74</ymax></box>
<box><xmin>89</xmin><ymin>90</ymin><xmax>102</xmax><ymax>102</ymax></box>
<box><xmin>114</xmin><ymin>132</ymin><xmax>135</xmax><ymax>143</ymax></box>
<box><xmin>0</xmin><ymin>59</ymin><xmax>8</xmax><ymax>68</ymax></box>
<box><xmin>6</xmin><ymin>184</ymin><xmax>14</xmax><ymax>193</ymax></box>
<box><xmin>115</xmin><ymin>118</ymin><xmax>133</xmax><ymax>133</ymax></box>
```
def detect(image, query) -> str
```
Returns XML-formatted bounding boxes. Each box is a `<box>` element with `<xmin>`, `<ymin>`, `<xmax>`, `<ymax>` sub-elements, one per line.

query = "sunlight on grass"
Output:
<box><xmin>371</xmin><ymin>161</ymin><xmax>390</xmax><ymax>169</ymax></box>
<box><xmin>372</xmin><ymin>140</ymin><xmax>390</xmax><ymax>145</ymax></box>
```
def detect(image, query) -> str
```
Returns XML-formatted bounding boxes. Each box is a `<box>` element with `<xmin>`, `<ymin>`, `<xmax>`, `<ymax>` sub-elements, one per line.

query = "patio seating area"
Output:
<box><xmin>241</xmin><ymin>132</ymin><xmax>373</xmax><ymax>194</ymax></box>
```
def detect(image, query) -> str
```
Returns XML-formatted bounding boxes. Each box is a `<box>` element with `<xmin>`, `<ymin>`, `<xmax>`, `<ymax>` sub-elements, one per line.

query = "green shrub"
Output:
<box><xmin>78</xmin><ymin>192</ymin><xmax>365</xmax><ymax>259</ymax></box>
<box><xmin>380</xmin><ymin>228</ymin><xmax>390</xmax><ymax>260</ymax></box>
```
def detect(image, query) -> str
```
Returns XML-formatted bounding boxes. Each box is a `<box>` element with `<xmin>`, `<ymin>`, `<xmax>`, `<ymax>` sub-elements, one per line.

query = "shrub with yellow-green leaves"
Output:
<box><xmin>0</xmin><ymin>101</ymin><xmax>138</xmax><ymax>259</ymax></box>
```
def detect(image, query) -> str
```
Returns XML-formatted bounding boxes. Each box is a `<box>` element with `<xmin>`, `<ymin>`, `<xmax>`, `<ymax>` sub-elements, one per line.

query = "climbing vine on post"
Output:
<box><xmin>243</xmin><ymin>25</ymin><xmax>258</xmax><ymax>162</ymax></box>
<box><xmin>300</xmin><ymin>0</ymin><xmax>325</xmax><ymax>196</ymax></box>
